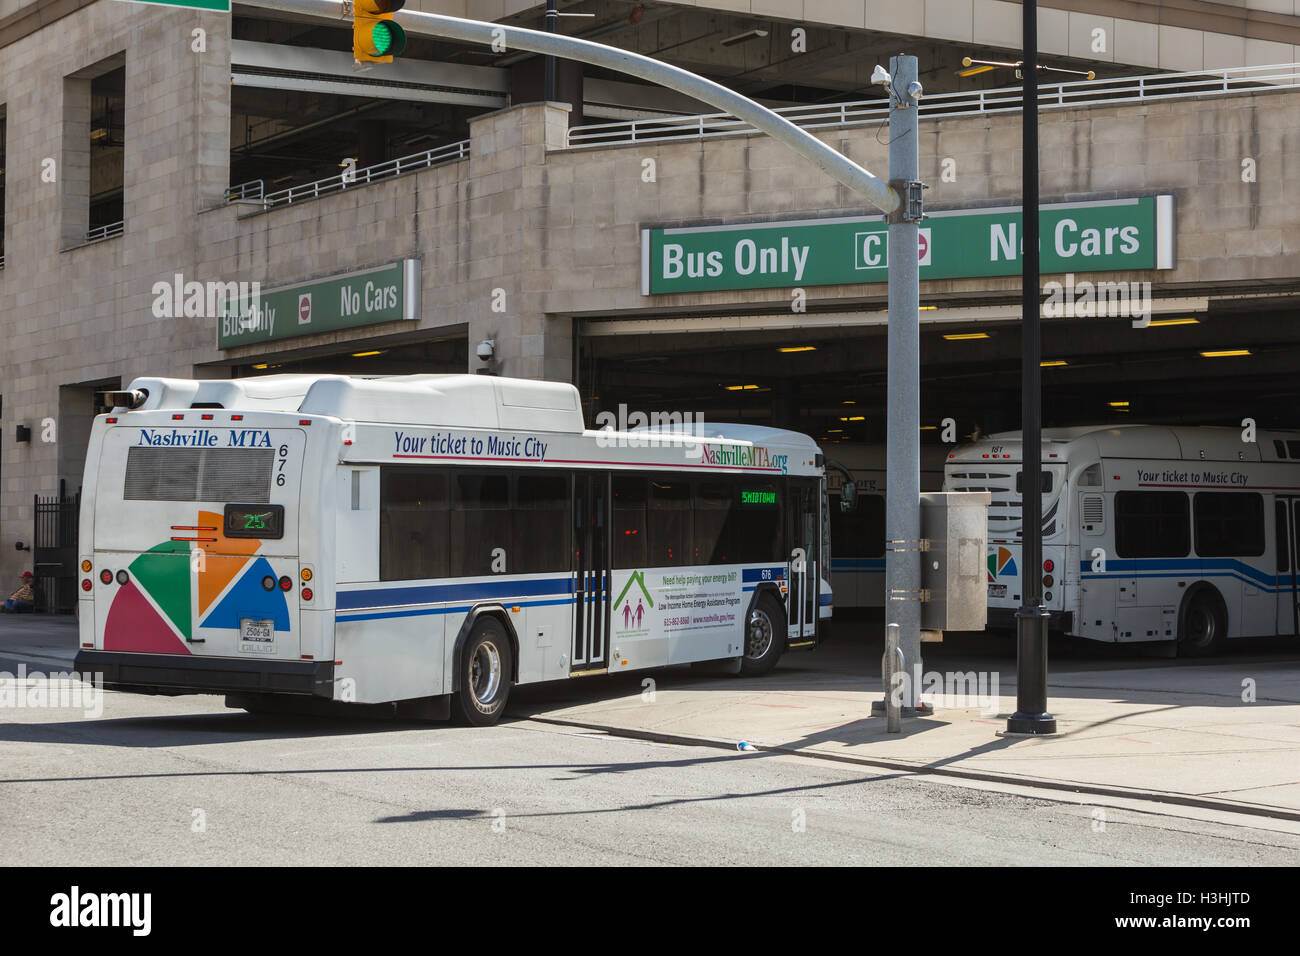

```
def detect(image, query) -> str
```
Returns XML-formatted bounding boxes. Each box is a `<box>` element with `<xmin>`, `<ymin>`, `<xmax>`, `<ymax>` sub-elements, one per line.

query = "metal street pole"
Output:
<box><xmin>885</xmin><ymin>54</ymin><xmax>925</xmax><ymax>713</ymax></box>
<box><xmin>1007</xmin><ymin>0</ymin><xmax>1057</xmax><ymax>736</ymax></box>
<box><xmin>544</xmin><ymin>0</ymin><xmax>557</xmax><ymax>103</ymax></box>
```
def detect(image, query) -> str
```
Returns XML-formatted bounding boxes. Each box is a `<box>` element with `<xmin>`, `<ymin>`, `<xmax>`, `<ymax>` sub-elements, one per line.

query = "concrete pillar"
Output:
<box><xmin>464</xmin><ymin>101</ymin><xmax>573</xmax><ymax>383</ymax></box>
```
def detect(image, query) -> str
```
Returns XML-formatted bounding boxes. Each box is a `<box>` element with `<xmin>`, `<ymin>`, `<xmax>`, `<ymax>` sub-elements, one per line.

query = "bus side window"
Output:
<box><xmin>1193</xmin><ymin>492</ymin><xmax>1264</xmax><ymax>558</ymax></box>
<box><xmin>1114</xmin><ymin>490</ymin><xmax>1190</xmax><ymax>558</ymax></box>
<box><xmin>612</xmin><ymin>476</ymin><xmax>647</xmax><ymax>569</ymax></box>
<box><xmin>732</xmin><ymin>480</ymin><xmax>782</xmax><ymax>563</ymax></box>
<box><xmin>451</xmin><ymin>472</ymin><xmax>511</xmax><ymax>577</ymax></box>
<box><xmin>513</xmin><ymin>473</ymin><xmax>569</xmax><ymax>573</ymax></box>
<box><xmin>694</xmin><ymin>481</ymin><xmax>732</xmax><ymax>564</ymax></box>
<box><xmin>648</xmin><ymin>477</ymin><xmax>691</xmax><ymax>567</ymax></box>
<box><xmin>380</xmin><ymin>467</ymin><xmax>449</xmax><ymax>581</ymax></box>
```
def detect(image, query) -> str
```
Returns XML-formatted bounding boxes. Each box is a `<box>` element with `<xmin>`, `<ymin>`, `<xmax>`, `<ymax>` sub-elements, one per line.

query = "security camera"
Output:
<box><xmin>871</xmin><ymin>65</ymin><xmax>891</xmax><ymax>87</ymax></box>
<box><xmin>907</xmin><ymin>80</ymin><xmax>923</xmax><ymax>101</ymax></box>
<box><xmin>477</xmin><ymin>339</ymin><xmax>496</xmax><ymax>362</ymax></box>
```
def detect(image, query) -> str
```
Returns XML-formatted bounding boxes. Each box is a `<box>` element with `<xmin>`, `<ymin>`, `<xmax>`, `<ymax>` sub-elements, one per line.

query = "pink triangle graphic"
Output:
<box><xmin>104</xmin><ymin>580</ymin><xmax>192</xmax><ymax>655</ymax></box>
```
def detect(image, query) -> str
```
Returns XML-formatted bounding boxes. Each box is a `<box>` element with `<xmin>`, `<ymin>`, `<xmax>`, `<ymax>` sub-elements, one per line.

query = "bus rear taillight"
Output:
<box><xmin>99</xmin><ymin>570</ymin><xmax>112</xmax><ymax>584</ymax></box>
<box><xmin>82</xmin><ymin>579</ymin><xmax>92</xmax><ymax>592</ymax></box>
<box><xmin>1042</xmin><ymin>559</ymin><xmax>1054</xmax><ymax>573</ymax></box>
<box><xmin>278</xmin><ymin>576</ymin><xmax>292</xmax><ymax>591</ymax></box>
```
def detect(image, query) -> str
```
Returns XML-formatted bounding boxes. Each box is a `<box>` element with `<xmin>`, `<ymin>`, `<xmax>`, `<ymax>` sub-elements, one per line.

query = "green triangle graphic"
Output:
<box><xmin>129</xmin><ymin>540</ymin><xmax>193</xmax><ymax>642</ymax></box>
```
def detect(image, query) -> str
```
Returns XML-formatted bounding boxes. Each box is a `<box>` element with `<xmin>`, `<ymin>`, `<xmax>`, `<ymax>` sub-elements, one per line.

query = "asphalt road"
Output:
<box><xmin>3</xmin><ymin>690</ymin><xmax>1299</xmax><ymax>866</ymax></box>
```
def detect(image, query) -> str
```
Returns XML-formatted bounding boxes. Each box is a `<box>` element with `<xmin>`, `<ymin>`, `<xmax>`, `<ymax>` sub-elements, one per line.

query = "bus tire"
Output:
<box><xmin>741</xmin><ymin>593</ymin><xmax>786</xmax><ymax>676</ymax></box>
<box><xmin>451</xmin><ymin>617</ymin><xmax>514</xmax><ymax>726</ymax></box>
<box><xmin>1177</xmin><ymin>588</ymin><xmax>1227</xmax><ymax>657</ymax></box>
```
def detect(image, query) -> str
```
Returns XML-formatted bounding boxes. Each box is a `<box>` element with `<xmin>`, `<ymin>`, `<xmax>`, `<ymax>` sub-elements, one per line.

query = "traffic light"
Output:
<box><xmin>353</xmin><ymin>0</ymin><xmax>407</xmax><ymax>64</ymax></box>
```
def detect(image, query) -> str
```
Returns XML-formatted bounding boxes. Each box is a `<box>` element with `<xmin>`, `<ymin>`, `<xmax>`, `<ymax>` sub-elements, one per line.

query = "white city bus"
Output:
<box><xmin>74</xmin><ymin>374</ymin><xmax>831</xmax><ymax>724</ymax></box>
<box><xmin>944</xmin><ymin>424</ymin><xmax>1300</xmax><ymax>654</ymax></box>
<box><xmin>826</xmin><ymin>444</ymin><xmax>945</xmax><ymax>610</ymax></box>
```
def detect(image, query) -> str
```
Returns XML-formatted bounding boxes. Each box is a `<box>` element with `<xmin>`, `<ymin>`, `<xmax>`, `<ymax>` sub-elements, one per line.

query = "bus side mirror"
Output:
<box><xmin>839</xmin><ymin>483</ymin><xmax>857</xmax><ymax>512</ymax></box>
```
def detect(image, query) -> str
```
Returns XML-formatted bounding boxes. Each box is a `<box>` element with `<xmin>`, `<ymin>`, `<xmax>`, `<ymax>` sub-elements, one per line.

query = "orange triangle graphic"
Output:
<box><xmin>196</xmin><ymin>509</ymin><xmax>262</xmax><ymax>614</ymax></box>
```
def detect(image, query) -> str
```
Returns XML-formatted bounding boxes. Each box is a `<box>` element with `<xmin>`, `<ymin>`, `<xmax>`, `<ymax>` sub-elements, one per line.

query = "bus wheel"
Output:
<box><xmin>741</xmin><ymin>594</ymin><xmax>786</xmax><ymax>676</ymax></box>
<box><xmin>452</xmin><ymin>618</ymin><xmax>514</xmax><ymax>726</ymax></box>
<box><xmin>1178</xmin><ymin>590</ymin><xmax>1226</xmax><ymax>657</ymax></box>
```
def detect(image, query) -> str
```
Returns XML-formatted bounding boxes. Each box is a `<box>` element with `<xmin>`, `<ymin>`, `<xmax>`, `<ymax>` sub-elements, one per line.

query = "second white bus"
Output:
<box><xmin>944</xmin><ymin>424</ymin><xmax>1300</xmax><ymax>654</ymax></box>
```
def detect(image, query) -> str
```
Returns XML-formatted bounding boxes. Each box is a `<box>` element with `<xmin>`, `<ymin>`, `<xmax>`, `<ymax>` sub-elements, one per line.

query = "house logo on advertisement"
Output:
<box><xmin>614</xmin><ymin>570</ymin><xmax>654</xmax><ymax>634</ymax></box>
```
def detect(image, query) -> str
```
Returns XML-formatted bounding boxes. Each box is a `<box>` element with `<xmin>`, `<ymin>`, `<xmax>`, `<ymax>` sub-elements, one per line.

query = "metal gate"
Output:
<box><xmin>33</xmin><ymin>492</ymin><xmax>80</xmax><ymax>614</ymax></box>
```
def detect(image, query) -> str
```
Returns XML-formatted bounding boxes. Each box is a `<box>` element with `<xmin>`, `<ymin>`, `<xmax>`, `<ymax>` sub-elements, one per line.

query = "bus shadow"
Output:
<box><xmin>0</xmin><ymin>710</ymin><xmax>441</xmax><ymax>749</ymax></box>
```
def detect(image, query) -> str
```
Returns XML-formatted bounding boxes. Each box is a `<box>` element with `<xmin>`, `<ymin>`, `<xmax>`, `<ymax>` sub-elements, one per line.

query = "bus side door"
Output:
<box><xmin>1276</xmin><ymin>498</ymin><xmax>1299</xmax><ymax>636</ymax></box>
<box><xmin>786</xmin><ymin>478</ymin><xmax>819</xmax><ymax>644</ymax></box>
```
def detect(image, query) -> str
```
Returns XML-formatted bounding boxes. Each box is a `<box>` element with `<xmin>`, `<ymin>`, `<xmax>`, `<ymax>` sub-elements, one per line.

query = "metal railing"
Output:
<box><xmin>227</xmin><ymin>179</ymin><xmax>264</xmax><ymax>202</ymax></box>
<box><xmin>84</xmin><ymin>221</ymin><xmax>125</xmax><ymax>242</ymax></box>
<box><xmin>567</xmin><ymin>62</ymin><xmax>1300</xmax><ymax>148</ymax></box>
<box><xmin>230</xmin><ymin>139</ymin><xmax>470</xmax><ymax>212</ymax></box>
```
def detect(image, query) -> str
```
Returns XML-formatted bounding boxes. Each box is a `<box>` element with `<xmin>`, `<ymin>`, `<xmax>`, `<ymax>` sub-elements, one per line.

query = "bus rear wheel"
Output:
<box><xmin>741</xmin><ymin>593</ymin><xmax>787</xmax><ymax>676</ymax></box>
<box><xmin>1178</xmin><ymin>590</ymin><xmax>1227</xmax><ymax>657</ymax></box>
<box><xmin>452</xmin><ymin>618</ymin><xmax>514</xmax><ymax>726</ymax></box>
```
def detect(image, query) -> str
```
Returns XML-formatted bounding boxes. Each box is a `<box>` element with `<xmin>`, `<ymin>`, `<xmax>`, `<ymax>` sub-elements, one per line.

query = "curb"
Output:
<box><xmin>520</xmin><ymin>713</ymin><xmax>1300</xmax><ymax>824</ymax></box>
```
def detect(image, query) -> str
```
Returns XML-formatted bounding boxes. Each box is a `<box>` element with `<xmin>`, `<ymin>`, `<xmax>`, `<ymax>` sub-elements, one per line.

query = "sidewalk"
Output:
<box><xmin>512</xmin><ymin>637</ymin><xmax>1300</xmax><ymax>821</ymax></box>
<box><xmin>0</xmin><ymin>613</ymin><xmax>78</xmax><ymax>669</ymax></box>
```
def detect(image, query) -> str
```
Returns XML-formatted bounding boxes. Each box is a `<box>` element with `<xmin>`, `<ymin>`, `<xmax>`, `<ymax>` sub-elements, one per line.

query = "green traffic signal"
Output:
<box><xmin>371</xmin><ymin>20</ymin><xmax>406</xmax><ymax>57</ymax></box>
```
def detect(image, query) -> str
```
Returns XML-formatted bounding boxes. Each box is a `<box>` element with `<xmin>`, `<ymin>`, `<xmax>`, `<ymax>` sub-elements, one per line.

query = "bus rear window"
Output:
<box><xmin>124</xmin><ymin>446</ymin><xmax>273</xmax><ymax>502</ymax></box>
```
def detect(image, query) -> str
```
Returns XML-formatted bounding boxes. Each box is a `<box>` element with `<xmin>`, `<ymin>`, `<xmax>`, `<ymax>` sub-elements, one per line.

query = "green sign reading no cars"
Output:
<box><xmin>641</xmin><ymin>196</ymin><xmax>1174</xmax><ymax>295</ymax></box>
<box><xmin>217</xmin><ymin>260</ymin><xmax>420</xmax><ymax>350</ymax></box>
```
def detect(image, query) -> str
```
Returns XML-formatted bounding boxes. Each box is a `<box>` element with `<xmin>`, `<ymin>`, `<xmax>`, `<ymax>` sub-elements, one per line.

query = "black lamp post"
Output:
<box><xmin>544</xmin><ymin>0</ymin><xmax>558</xmax><ymax>102</ymax></box>
<box><xmin>964</xmin><ymin>7</ymin><xmax>1100</xmax><ymax>735</ymax></box>
<box><xmin>1008</xmin><ymin>0</ymin><xmax>1056</xmax><ymax>735</ymax></box>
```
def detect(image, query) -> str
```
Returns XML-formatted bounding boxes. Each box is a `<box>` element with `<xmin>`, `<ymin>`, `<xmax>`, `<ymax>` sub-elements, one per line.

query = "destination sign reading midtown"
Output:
<box><xmin>642</xmin><ymin>196</ymin><xmax>1174</xmax><ymax>294</ymax></box>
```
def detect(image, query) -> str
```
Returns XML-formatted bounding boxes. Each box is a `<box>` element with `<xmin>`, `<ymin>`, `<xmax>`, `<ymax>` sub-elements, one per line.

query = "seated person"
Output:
<box><xmin>3</xmin><ymin>572</ymin><xmax>35</xmax><ymax>613</ymax></box>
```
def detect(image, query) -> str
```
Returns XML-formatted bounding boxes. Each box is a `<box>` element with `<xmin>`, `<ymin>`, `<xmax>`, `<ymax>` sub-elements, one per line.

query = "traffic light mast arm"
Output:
<box><xmin>241</xmin><ymin>0</ymin><xmax>900</xmax><ymax>215</ymax></box>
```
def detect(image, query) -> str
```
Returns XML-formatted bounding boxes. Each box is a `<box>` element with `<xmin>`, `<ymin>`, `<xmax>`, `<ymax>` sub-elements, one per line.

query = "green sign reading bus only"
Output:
<box><xmin>217</xmin><ymin>260</ymin><xmax>420</xmax><ymax>350</ymax></box>
<box><xmin>641</xmin><ymin>196</ymin><xmax>1174</xmax><ymax>295</ymax></box>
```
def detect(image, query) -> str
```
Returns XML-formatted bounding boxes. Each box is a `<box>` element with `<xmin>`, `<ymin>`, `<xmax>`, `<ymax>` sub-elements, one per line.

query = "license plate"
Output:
<box><xmin>239</xmin><ymin>618</ymin><xmax>275</xmax><ymax>653</ymax></box>
<box><xmin>988</xmin><ymin>584</ymin><xmax>1007</xmax><ymax>598</ymax></box>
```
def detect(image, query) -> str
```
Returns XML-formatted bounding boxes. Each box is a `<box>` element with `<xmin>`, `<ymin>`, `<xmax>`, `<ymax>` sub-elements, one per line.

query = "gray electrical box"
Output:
<box><xmin>919</xmin><ymin>491</ymin><xmax>990</xmax><ymax>632</ymax></box>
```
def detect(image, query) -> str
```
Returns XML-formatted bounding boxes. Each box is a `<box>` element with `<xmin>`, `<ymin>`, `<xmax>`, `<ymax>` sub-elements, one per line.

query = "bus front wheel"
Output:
<box><xmin>452</xmin><ymin>618</ymin><xmax>514</xmax><ymax>726</ymax></box>
<box><xmin>1178</xmin><ymin>589</ymin><xmax>1227</xmax><ymax>657</ymax></box>
<box><xmin>741</xmin><ymin>593</ymin><xmax>787</xmax><ymax>676</ymax></box>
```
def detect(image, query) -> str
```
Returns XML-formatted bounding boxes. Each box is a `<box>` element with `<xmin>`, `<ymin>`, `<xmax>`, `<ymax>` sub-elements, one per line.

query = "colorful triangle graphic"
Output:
<box><xmin>104</xmin><ymin>580</ymin><xmax>192</xmax><ymax>655</ymax></box>
<box><xmin>200</xmin><ymin>556</ymin><xmax>290</xmax><ymax>631</ymax></box>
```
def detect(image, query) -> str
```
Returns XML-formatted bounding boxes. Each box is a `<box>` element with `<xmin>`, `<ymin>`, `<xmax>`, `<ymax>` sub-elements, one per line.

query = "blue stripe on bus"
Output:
<box><xmin>830</xmin><ymin>558</ymin><xmax>885</xmax><ymax>572</ymax></box>
<box><xmin>1078</xmin><ymin>558</ymin><xmax>1293</xmax><ymax>592</ymax></box>
<box><xmin>337</xmin><ymin>597</ymin><xmax>574</xmax><ymax>623</ymax></box>
<box><xmin>337</xmin><ymin>576</ymin><xmax>574</xmax><ymax>611</ymax></box>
